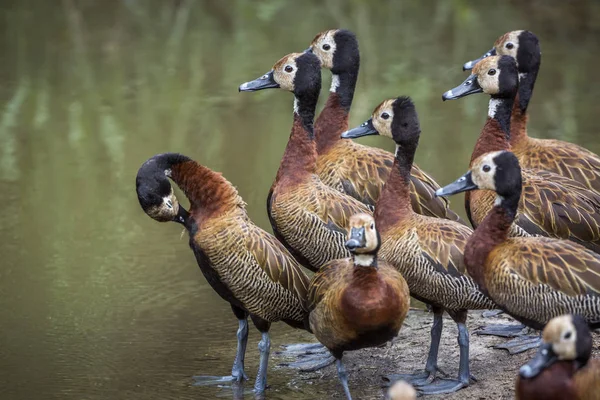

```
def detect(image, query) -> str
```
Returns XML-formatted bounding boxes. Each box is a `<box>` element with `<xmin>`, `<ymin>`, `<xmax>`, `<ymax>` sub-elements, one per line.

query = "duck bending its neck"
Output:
<box><xmin>276</xmin><ymin>90</ymin><xmax>320</xmax><ymax>184</ymax></box>
<box><xmin>314</xmin><ymin>70</ymin><xmax>358</xmax><ymax>153</ymax></box>
<box><xmin>375</xmin><ymin>141</ymin><xmax>417</xmax><ymax>232</ymax></box>
<box><xmin>470</xmin><ymin>95</ymin><xmax>514</xmax><ymax>164</ymax></box>
<box><xmin>465</xmin><ymin>189</ymin><xmax>520</xmax><ymax>290</ymax></box>
<box><xmin>152</xmin><ymin>153</ymin><xmax>244</xmax><ymax>219</ymax></box>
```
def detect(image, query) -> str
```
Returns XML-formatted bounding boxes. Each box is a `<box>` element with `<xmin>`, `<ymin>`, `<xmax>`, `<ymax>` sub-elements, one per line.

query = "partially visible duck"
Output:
<box><xmin>517</xmin><ymin>314</ymin><xmax>600</xmax><ymax>400</ymax></box>
<box><xmin>443</xmin><ymin>55</ymin><xmax>600</xmax><ymax>253</ymax></box>
<box><xmin>342</xmin><ymin>97</ymin><xmax>496</xmax><ymax>395</ymax></box>
<box><xmin>387</xmin><ymin>380</ymin><xmax>417</xmax><ymax>400</ymax></box>
<box><xmin>437</xmin><ymin>150</ymin><xmax>600</xmax><ymax>354</ymax></box>
<box><xmin>136</xmin><ymin>153</ymin><xmax>311</xmax><ymax>393</ymax></box>
<box><xmin>307</xmin><ymin>29</ymin><xmax>464</xmax><ymax>223</ymax></box>
<box><xmin>307</xmin><ymin>213</ymin><xmax>410</xmax><ymax>400</ymax></box>
<box><xmin>464</xmin><ymin>30</ymin><xmax>600</xmax><ymax>193</ymax></box>
<box><xmin>239</xmin><ymin>52</ymin><xmax>370</xmax><ymax>272</ymax></box>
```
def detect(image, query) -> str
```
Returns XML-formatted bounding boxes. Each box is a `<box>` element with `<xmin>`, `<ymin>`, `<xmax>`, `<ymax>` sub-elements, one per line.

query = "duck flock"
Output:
<box><xmin>135</xmin><ymin>30</ymin><xmax>600</xmax><ymax>399</ymax></box>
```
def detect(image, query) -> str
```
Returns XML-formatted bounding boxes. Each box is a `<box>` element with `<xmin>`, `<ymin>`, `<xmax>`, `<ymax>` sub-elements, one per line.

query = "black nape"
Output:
<box><xmin>293</xmin><ymin>52</ymin><xmax>322</xmax><ymax>132</ymax></box>
<box><xmin>331</xmin><ymin>30</ymin><xmax>359</xmax><ymax>112</ymax></box>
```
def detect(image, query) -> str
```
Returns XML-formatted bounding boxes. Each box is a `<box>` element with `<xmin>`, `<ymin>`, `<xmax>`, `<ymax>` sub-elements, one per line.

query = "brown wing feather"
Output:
<box><xmin>516</xmin><ymin>138</ymin><xmax>600</xmax><ymax>193</ymax></box>
<box><xmin>417</xmin><ymin>218</ymin><xmax>473</xmax><ymax>277</ymax></box>
<box><xmin>247</xmin><ymin>224</ymin><xmax>311</xmax><ymax>304</ymax></box>
<box><xmin>494</xmin><ymin>237</ymin><xmax>600</xmax><ymax>296</ymax></box>
<box><xmin>317</xmin><ymin>141</ymin><xmax>465</xmax><ymax>222</ymax></box>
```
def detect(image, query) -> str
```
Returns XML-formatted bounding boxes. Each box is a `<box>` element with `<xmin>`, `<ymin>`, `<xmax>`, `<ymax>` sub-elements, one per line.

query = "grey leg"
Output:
<box><xmin>254</xmin><ymin>332</ymin><xmax>271</xmax><ymax>393</ymax></box>
<box><xmin>192</xmin><ymin>313</ymin><xmax>250</xmax><ymax>386</ymax></box>
<box><xmin>384</xmin><ymin>306</ymin><xmax>445</xmax><ymax>386</ymax></box>
<box><xmin>336</xmin><ymin>358</ymin><xmax>352</xmax><ymax>400</ymax></box>
<box><xmin>417</xmin><ymin>320</ymin><xmax>471</xmax><ymax>395</ymax></box>
<box><xmin>495</xmin><ymin>335</ymin><xmax>542</xmax><ymax>354</ymax></box>
<box><xmin>231</xmin><ymin>318</ymin><xmax>249</xmax><ymax>380</ymax></box>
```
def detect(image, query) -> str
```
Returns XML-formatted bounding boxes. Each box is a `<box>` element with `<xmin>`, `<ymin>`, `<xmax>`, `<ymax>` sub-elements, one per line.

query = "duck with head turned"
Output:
<box><xmin>307</xmin><ymin>213</ymin><xmax>409</xmax><ymax>400</ymax></box>
<box><xmin>342</xmin><ymin>97</ymin><xmax>496</xmax><ymax>395</ymax></box>
<box><xmin>464</xmin><ymin>30</ymin><xmax>600</xmax><ymax>194</ymax></box>
<box><xmin>437</xmin><ymin>150</ymin><xmax>600</xmax><ymax>354</ymax></box>
<box><xmin>239</xmin><ymin>52</ymin><xmax>370</xmax><ymax>273</ymax></box>
<box><xmin>306</xmin><ymin>29</ymin><xmax>464</xmax><ymax>224</ymax></box>
<box><xmin>517</xmin><ymin>314</ymin><xmax>600</xmax><ymax>400</ymax></box>
<box><xmin>136</xmin><ymin>153</ymin><xmax>312</xmax><ymax>393</ymax></box>
<box><xmin>443</xmin><ymin>55</ymin><xmax>600</xmax><ymax>254</ymax></box>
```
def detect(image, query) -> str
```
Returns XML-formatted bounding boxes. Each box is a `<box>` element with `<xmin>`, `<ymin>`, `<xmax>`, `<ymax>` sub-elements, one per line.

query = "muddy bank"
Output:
<box><xmin>275</xmin><ymin>309</ymin><xmax>599</xmax><ymax>399</ymax></box>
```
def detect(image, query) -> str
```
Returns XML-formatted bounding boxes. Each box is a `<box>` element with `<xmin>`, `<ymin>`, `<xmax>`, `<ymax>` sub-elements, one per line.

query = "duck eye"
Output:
<box><xmin>506</xmin><ymin>42</ymin><xmax>514</xmax><ymax>49</ymax></box>
<box><xmin>381</xmin><ymin>112</ymin><xmax>390</xmax><ymax>120</ymax></box>
<box><xmin>488</xmin><ymin>69</ymin><xmax>496</xmax><ymax>76</ymax></box>
<box><xmin>284</xmin><ymin>65</ymin><xmax>294</xmax><ymax>73</ymax></box>
<box><xmin>563</xmin><ymin>331</ymin><xmax>572</xmax><ymax>340</ymax></box>
<box><xmin>322</xmin><ymin>44</ymin><xmax>331</xmax><ymax>51</ymax></box>
<box><xmin>370</xmin><ymin>223</ymin><xmax>374</xmax><ymax>230</ymax></box>
<box><xmin>482</xmin><ymin>165</ymin><xmax>491</xmax><ymax>173</ymax></box>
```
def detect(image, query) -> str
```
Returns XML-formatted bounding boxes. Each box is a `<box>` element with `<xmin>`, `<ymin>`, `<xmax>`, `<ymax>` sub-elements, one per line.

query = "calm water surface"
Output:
<box><xmin>1</xmin><ymin>1</ymin><xmax>599</xmax><ymax>399</ymax></box>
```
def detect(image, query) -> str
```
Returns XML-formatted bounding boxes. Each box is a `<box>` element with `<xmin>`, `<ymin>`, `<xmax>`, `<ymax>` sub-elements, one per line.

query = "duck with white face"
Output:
<box><xmin>442</xmin><ymin>55</ymin><xmax>600</xmax><ymax>257</ymax></box>
<box><xmin>437</xmin><ymin>150</ymin><xmax>600</xmax><ymax>354</ymax></box>
<box><xmin>463</xmin><ymin>30</ymin><xmax>600</xmax><ymax>196</ymax></box>
<box><xmin>516</xmin><ymin>314</ymin><xmax>600</xmax><ymax>400</ymax></box>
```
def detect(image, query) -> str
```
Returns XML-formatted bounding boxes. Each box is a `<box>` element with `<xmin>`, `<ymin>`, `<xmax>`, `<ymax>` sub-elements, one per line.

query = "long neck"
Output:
<box><xmin>314</xmin><ymin>70</ymin><xmax>357</xmax><ymax>153</ymax></box>
<box><xmin>275</xmin><ymin>94</ymin><xmax>319</xmax><ymax>183</ymax></box>
<box><xmin>464</xmin><ymin>191</ymin><xmax>519</xmax><ymax>290</ymax></box>
<box><xmin>470</xmin><ymin>96</ymin><xmax>514</xmax><ymax>164</ymax></box>
<box><xmin>510</xmin><ymin>68</ymin><xmax>537</xmax><ymax>146</ymax></box>
<box><xmin>162</xmin><ymin>154</ymin><xmax>245</xmax><ymax>218</ymax></box>
<box><xmin>375</xmin><ymin>143</ymin><xmax>416</xmax><ymax>232</ymax></box>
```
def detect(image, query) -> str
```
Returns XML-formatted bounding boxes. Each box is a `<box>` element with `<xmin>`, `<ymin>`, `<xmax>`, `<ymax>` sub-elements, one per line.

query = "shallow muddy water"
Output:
<box><xmin>0</xmin><ymin>1</ymin><xmax>599</xmax><ymax>399</ymax></box>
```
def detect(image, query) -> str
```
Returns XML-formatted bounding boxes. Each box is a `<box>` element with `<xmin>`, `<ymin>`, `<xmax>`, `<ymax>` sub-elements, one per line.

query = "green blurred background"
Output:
<box><xmin>0</xmin><ymin>0</ymin><xmax>599</xmax><ymax>399</ymax></box>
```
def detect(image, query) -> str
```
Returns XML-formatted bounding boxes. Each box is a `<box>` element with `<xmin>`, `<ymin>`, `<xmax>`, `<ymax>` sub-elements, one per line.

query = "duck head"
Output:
<box><xmin>435</xmin><ymin>150</ymin><xmax>522</xmax><ymax>199</ymax></box>
<box><xmin>443</xmin><ymin>55</ymin><xmax>518</xmax><ymax>101</ymax></box>
<box><xmin>136</xmin><ymin>156</ymin><xmax>187</xmax><ymax>225</ymax></box>
<box><xmin>306</xmin><ymin>29</ymin><xmax>359</xmax><ymax>74</ymax></box>
<box><xmin>340</xmin><ymin>96</ymin><xmax>420</xmax><ymax>146</ymax></box>
<box><xmin>239</xmin><ymin>52</ymin><xmax>321</xmax><ymax>96</ymax></box>
<box><xmin>463</xmin><ymin>30</ymin><xmax>540</xmax><ymax>74</ymax></box>
<box><xmin>519</xmin><ymin>315</ymin><xmax>592</xmax><ymax>379</ymax></box>
<box><xmin>345</xmin><ymin>213</ymin><xmax>380</xmax><ymax>267</ymax></box>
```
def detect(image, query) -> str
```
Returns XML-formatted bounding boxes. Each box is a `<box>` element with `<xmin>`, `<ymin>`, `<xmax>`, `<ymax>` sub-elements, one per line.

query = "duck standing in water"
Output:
<box><xmin>437</xmin><ymin>150</ymin><xmax>600</xmax><ymax>353</ymax></box>
<box><xmin>517</xmin><ymin>314</ymin><xmax>600</xmax><ymax>400</ymax></box>
<box><xmin>136</xmin><ymin>153</ymin><xmax>311</xmax><ymax>393</ymax></box>
<box><xmin>307</xmin><ymin>29</ymin><xmax>464</xmax><ymax>223</ymax></box>
<box><xmin>307</xmin><ymin>213</ymin><xmax>409</xmax><ymax>400</ymax></box>
<box><xmin>463</xmin><ymin>30</ymin><xmax>600</xmax><ymax>194</ymax></box>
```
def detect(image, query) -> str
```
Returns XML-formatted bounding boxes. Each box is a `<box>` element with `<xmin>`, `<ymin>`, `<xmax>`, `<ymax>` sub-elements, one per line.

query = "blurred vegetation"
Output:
<box><xmin>0</xmin><ymin>0</ymin><xmax>599</xmax><ymax>398</ymax></box>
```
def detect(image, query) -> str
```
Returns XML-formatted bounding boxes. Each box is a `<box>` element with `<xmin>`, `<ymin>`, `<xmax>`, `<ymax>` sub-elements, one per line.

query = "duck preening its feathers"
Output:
<box><xmin>136</xmin><ymin>152</ymin><xmax>311</xmax><ymax>393</ymax></box>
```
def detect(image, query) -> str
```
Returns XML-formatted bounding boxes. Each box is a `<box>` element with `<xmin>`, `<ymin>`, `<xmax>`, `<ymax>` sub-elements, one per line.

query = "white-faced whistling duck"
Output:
<box><xmin>307</xmin><ymin>213</ymin><xmax>409</xmax><ymax>400</ymax></box>
<box><xmin>306</xmin><ymin>29</ymin><xmax>465</xmax><ymax>224</ymax></box>
<box><xmin>517</xmin><ymin>315</ymin><xmax>600</xmax><ymax>400</ymax></box>
<box><xmin>464</xmin><ymin>30</ymin><xmax>600</xmax><ymax>194</ymax></box>
<box><xmin>443</xmin><ymin>55</ymin><xmax>600</xmax><ymax>253</ymax></box>
<box><xmin>437</xmin><ymin>150</ymin><xmax>600</xmax><ymax>354</ymax></box>
<box><xmin>135</xmin><ymin>153</ymin><xmax>311</xmax><ymax>393</ymax></box>
<box><xmin>342</xmin><ymin>97</ymin><xmax>497</xmax><ymax>395</ymax></box>
<box><xmin>239</xmin><ymin>52</ymin><xmax>371</xmax><ymax>272</ymax></box>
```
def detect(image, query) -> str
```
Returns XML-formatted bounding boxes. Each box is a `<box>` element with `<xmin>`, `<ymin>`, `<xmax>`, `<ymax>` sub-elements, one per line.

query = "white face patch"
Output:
<box><xmin>488</xmin><ymin>98</ymin><xmax>503</xmax><ymax>118</ymax></box>
<box><xmin>330</xmin><ymin>74</ymin><xmax>340</xmax><ymax>93</ymax></box>
<box><xmin>354</xmin><ymin>254</ymin><xmax>374</xmax><ymax>267</ymax></box>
